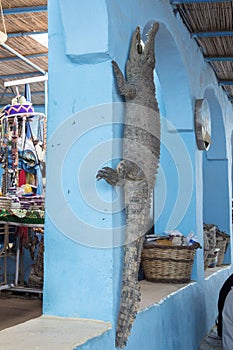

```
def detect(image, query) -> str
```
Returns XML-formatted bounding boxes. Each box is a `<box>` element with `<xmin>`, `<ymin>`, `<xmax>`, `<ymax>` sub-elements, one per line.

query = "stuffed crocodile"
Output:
<box><xmin>96</xmin><ymin>22</ymin><xmax>161</xmax><ymax>348</ymax></box>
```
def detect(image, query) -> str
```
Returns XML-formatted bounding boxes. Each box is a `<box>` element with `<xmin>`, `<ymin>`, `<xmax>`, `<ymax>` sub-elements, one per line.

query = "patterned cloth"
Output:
<box><xmin>4</xmin><ymin>104</ymin><xmax>34</xmax><ymax>116</ymax></box>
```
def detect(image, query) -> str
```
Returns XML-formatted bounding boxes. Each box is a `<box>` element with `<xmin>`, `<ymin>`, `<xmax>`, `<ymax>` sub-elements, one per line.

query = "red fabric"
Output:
<box><xmin>18</xmin><ymin>169</ymin><xmax>26</xmax><ymax>186</ymax></box>
<box><xmin>17</xmin><ymin>226</ymin><xmax>28</xmax><ymax>250</ymax></box>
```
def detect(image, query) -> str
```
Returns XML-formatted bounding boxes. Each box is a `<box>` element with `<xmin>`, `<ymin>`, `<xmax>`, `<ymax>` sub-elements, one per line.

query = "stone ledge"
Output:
<box><xmin>139</xmin><ymin>280</ymin><xmax>191</xmax><ymax>310</ymax></box>
<box><xmin>0</xmin><ymin>315</ymin><xmax>112</xmax><ymax>350</ymax></box>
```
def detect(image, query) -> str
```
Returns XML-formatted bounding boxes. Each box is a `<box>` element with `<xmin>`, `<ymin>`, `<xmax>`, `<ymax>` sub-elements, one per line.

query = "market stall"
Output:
<box><xmin>0</xmin><ymin>93</ymin><xmax>46</xmax><ymax>292</ymax></box>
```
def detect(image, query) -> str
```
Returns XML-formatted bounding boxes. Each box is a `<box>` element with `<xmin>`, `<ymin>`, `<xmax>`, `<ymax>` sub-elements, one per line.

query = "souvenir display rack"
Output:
<box><xmin>0</xmin><ymin>101</ymin><xmax>46</xmax><ymax>293</ymax></box>
<box><xmin>0</xmin><ymin>110</ymin><xmax>46</xmax><ymax>195</ymax></box>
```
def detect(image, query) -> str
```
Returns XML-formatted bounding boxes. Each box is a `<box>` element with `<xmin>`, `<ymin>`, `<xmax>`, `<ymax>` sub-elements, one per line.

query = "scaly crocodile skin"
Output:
<box><xmin>97</xmin><ymin>22</ymin><xmax>161</xmax><ymax>348</ymax></box>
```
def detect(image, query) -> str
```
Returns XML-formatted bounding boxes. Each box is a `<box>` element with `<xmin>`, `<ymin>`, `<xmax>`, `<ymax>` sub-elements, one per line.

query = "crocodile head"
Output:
<box><xmin>126</xmin><ymin>22</ymin><xmax>159</xmax><ymax>81</ymax></box>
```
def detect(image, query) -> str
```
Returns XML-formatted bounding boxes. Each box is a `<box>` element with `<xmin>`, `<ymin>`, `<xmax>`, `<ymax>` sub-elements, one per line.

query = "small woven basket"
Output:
<box><xmin>141</xmin><ymin>242</ymin><xmax>200</xmax><ymax>283</ymax></box>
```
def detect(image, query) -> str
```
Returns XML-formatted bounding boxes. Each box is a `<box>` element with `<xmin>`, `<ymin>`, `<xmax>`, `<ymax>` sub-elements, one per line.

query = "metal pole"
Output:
<box><xmin>44</xmin><ymin>78</ymin><xmax>48</xmax><ymax>117</ymax></box>
<box><xmin>15</xmin><ymin>235</ymin><xmax>20</xmax><ymax>286</ymax></box>
<box><xmin>1</xmin><ymin>43</ymin><xmax>47</xmax><ymax>75</ymax></box>
<box><xmin>4</xmin><ymin>74</ymin><xmax>48</xmax><ymax>87</ymax></box>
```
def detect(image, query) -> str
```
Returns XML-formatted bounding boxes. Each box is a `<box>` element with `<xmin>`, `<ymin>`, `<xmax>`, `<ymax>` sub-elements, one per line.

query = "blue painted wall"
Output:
<box><xmin>46</xmin><ymin>0</ymin><xmax>233</xmax><ymax>349</ymax></box>
<box><xmin>44</xmin><ymin>0</ymin><xmax>115</xmax><ymax>322</ymax></box>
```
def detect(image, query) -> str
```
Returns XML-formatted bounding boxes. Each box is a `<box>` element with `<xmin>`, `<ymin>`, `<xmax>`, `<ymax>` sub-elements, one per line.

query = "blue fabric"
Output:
<box><xmin>35</xmin><ymin>165</ymin><xmax>43</xmax><ymax>195</ymax></box>
<box><xmin>26</xmin><ymin>121</ymin><xmax>32</xmax><ymax>138</ymax></box>
<box><xmin>24</xmin><ymin>83</ymin><xmax>31</xmax><ymax>102</ymax></box>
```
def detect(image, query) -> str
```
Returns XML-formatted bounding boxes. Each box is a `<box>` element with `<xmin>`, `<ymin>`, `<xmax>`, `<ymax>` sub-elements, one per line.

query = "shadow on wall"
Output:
<box><xmin>152</xmin><ymin>21</ymin><xmax>195</xmax><ymax>236</ymax></box>
<box><xmin>154</xmin><ymin>22</ymin><xmax>193</xmax><ymax>131</ymax></box>
<box><xmin>203</xmin><ymin>88</ymin><xmax>230</xmax><ymax>264</ymax></box>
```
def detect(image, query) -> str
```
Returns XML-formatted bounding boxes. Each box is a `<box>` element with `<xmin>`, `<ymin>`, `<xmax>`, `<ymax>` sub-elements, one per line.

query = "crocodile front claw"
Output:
<box><xmin>96</xmin><ymin>166</ymin><xmax>120</xmax><ymax>186</ymax></box>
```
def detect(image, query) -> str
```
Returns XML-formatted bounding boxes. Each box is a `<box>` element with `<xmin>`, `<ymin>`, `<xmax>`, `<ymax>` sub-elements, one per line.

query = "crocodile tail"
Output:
<box><xmin>115</xmin><ymin>280</ymin><xmax>141</xmax><ymax>348</ymax></box>
<box><xmin>115</xmin><ymin>237</ymin><xmax>144</xmax><ymax>348</ymax></box>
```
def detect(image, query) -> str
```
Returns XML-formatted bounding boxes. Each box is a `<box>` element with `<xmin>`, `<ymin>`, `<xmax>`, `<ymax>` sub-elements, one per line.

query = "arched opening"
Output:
<box><xmin>140</xmin><ymin>22</ymin><xmax>199</xmax><ymax>286</ymax></box>
<box><xmin>153</xmin><ymin>23</ymin><xmax>195</xmax><ymax>237</ymax></box>
<box><xmin>203</xmin><ymin>88</ymin><xmax>231</xmax><ymax>270</ymax></box>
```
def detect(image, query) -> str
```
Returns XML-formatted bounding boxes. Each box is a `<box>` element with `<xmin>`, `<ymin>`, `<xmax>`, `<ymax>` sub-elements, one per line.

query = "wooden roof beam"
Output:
<box><xmin>0</xmin><ymin>53</ymin><xmax>47</xmax><ymax>62</ymax></box>
<box><xmin>171</xmin><ymin>0</ymin><xmax>232</xmax><ymax>4</ymax></box>
<box><xmin>1</xmin><ymin>43</ymin><xmax>47</xmax><ymax>75</ymax></box>
<box><xmin>2</xmin><ymin>91</ymin><xmax>45</xmax><ymax>96</ymax></box>
<box><xmin>7</xmin><ymin>31</ymin><xmax>47</xmax><ymax>38</ymax></box>
<box><xmin>192</xmin><ymin>31</ymin><xmax>233</xmax><ymax>38</ymax></box>
<box><xmin>204</xmin><ymin>56</ymin><xmax>233</xmax><ymax>62</ymax></box>
<box><xmin>3</xmin><ymin>6</ymin><xmax>47</xmax><ymax>15</ymax></box>
<box><xmin>0</xmin><ymin>72</ymin><xmax>42</xmax><ymax>79</ymax></box>
<box><xmin>219</xmin><ymin>80</ymin><xmax>233</xmax><ymax>86</ymax></box>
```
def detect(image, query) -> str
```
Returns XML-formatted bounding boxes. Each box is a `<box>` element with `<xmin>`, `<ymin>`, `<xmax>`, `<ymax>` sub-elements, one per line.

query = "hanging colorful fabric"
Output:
<box><xmin>12</xmin><ymin>116</ymin><xmax>18</xmax><ymax>167</ymax></box>
<box><xmin>11</xmin><ymin>116</ymin><xmax>19</xmax><ymax>187</ymax></box>
<box><xmin>2</xmin><ymin>117</ymin><xmax>9</xmax><ymax>194</ymax></box>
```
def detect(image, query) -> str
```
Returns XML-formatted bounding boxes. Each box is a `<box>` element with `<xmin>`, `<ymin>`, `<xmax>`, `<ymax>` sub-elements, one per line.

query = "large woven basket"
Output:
<box><xmin>141</xmin><ymin>241</ymin><xmax>200</xmax><ymax>283</ymax></box>
<box><xmin>216</xmin><ymin>231</ymin><xmax>230</xmax><ymax>266</ymax></box>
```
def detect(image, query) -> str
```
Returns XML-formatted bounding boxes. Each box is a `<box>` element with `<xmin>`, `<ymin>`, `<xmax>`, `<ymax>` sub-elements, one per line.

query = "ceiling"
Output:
<box><xmin>0</xmin><ymin>0</ymin><xmax>47</xmax><ymax>108</ymax></box>
<box><xmin>0</xmin><ymin>1</ymin><xmax>232</xmax><ymax>108</ymax></box>
<box><xmin>170</xmin><ymin>0</ymin><xmax>233</xmax><ymax>104</ymax></box>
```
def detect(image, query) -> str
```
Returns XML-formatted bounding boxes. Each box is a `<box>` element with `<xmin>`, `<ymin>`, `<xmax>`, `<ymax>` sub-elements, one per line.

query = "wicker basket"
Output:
<box><xmin>141</xmin><ymin>241</ymin><xmax>200</xmax><ymax>283</ymax></box>
<box><xmin>216</xmin><ymin>232</ymin><xmax>230</xmax><ymax>266</ymax></box>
